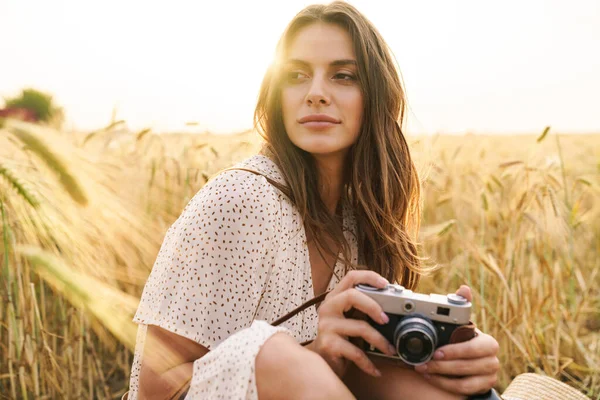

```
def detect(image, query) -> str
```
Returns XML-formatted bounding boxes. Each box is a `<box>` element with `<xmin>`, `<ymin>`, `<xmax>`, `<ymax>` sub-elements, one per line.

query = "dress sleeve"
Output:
<box><xmin>133</xmin><ymin>169</ymin><xmax>282</xmax><ymax>350</ymax></box>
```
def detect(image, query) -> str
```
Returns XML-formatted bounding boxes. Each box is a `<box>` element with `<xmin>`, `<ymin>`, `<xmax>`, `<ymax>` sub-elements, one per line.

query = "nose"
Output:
<box><xmin>305</xmin><ymin>75</ymin><xmax>330</xmax><ymax>106</ymax></box>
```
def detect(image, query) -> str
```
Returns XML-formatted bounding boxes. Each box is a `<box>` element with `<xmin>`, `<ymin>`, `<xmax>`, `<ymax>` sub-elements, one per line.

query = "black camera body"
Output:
<box><xmin>355</xmin><ymin>283</ymin><xmax>472</xmax><ymax>366</ymax></box>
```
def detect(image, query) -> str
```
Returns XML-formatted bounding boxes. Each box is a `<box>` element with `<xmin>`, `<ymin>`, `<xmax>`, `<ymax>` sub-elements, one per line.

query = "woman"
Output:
<box><xmin>128</xmin><ymin>2</ymin><xmax>500</xmax><ymax>399</ymax></box>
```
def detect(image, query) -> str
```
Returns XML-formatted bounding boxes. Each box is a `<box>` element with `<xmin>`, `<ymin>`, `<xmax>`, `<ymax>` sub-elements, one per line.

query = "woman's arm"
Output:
<box><xmin>138</xmin><ymin>325</ymin><xmax>208</xmax><ymax>400</ymax></box>
<box><xmin>132</xmin><ymin>170</ymin><xmax>284</xmax><ymax>398</ymax></box>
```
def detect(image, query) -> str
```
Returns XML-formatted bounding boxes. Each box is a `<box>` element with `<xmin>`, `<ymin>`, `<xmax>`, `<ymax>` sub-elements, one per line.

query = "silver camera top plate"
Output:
<box><xmin>355</xmin><ymin>284</ymin><xmax>471</xmax><ymax>325</ymax></box>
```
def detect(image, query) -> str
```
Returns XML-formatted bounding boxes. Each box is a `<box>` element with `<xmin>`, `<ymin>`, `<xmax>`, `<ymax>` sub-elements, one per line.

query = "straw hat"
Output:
<box><xmin>501</xmin><ymin>373</ymin><xmax>590</xmax><ymax>400</ymax></box>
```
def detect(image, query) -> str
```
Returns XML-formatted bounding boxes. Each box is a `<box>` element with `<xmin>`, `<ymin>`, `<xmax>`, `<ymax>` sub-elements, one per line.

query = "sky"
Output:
<box><xmin>1</xmin><ymin>0</ymin><xmax>599</xmax><ymax>135</ymax></box>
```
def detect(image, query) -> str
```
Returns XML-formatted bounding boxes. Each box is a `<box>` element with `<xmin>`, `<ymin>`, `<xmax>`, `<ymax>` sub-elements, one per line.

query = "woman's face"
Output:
<box><xmin>281</xmin><ymin>22</ymin><xmax>363</xmax><ymax>160</ymax></box>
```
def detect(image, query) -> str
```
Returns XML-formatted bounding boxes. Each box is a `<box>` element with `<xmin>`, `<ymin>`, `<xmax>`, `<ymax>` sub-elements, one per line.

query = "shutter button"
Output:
<box><xmin>389</xmin><ymin>284</ymin><xmax>404</xmax><ymax>293</ymax></box>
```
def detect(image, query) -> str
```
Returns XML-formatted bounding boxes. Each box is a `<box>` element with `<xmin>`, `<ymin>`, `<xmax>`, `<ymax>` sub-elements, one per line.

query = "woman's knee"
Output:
<box><xmin>256</xmin><ymin>333</ymin><xmax>354</xmax><ymax>400</ymax></box>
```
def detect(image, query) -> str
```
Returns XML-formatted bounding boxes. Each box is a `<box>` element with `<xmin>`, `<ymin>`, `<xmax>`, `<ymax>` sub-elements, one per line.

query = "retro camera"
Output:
<box><xmin>355</xmin><ymin>283</ymin><xmax>472</xmax><ymax>366</ymax></box>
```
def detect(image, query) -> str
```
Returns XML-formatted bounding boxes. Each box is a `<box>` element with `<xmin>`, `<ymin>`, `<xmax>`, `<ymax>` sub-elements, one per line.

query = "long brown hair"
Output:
<box><xmin>254</xmin><ymin>1</ymin><xmax>427</xmax><ymax>289</ymax></box>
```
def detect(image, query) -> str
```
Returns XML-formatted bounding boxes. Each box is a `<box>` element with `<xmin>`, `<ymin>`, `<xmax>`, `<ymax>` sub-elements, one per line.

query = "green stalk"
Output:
<box><xmin>480</xmin><ymin>190</ymin><xmax>487</xmax><ymax>332</ymax></box>
<box><xmin>554</xmin><ymin>134</ymin><xmax>576</xmax><ymax>308</ymax></box>
<box><xmin>1</xmin><ymin>199</ymin><xmax>18</xmax><ymax>399</ymax></box>
<box><xmin>1</xmin><ymin>198</ymin><xmax>11</xmax><ymax>306</ymax></box>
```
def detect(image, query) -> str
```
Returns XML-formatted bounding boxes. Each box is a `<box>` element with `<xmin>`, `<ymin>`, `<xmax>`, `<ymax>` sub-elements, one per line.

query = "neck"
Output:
<box><xmin>313</xmin><ymin>154</ymin><xmax>346</xmax><ymax>217</ymax></box>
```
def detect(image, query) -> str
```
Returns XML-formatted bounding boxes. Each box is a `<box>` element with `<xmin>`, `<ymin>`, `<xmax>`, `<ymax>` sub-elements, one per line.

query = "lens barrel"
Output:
<box><xmin>394</xmin><ymin>315</ymin><xmax>438</xmax><ymax>365</ymax></box>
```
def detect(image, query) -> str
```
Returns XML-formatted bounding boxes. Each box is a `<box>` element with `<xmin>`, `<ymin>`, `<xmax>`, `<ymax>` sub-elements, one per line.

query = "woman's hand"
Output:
<box><xmin>310</xmin><ymin>270</ymin><xmax>397</xmax><ymax>379</ymax></box>
<box><xmin>414</xmin><ymin>285</ymin><xmax>501</xmax><ymax>396</ymax></box>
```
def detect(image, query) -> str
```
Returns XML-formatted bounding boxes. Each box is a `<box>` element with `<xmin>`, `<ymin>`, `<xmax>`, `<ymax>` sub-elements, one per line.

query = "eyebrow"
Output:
<box><xmin>285</xmin><ymin>58</ymin><xmax>357</xmax><ymax>67</ymax></box>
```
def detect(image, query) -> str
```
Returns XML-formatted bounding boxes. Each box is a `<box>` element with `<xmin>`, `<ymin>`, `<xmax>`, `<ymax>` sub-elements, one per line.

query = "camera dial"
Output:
<box><xmin>447</xmin><ymin>293</ymin><xmax>468</xmax><ymax>305</ymax></box>
<box><xmin>356</xmin><ymin>284</ymin><xmax>385</xmax><ymax>292</ymax></box>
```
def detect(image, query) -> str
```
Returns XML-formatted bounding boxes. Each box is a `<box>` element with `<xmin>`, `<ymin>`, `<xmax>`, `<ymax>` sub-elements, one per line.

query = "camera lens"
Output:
<box><xmin>394</xmin><ymin>316</ymin><xmax>438</xmax><ymax>365</ymax></box>
<box><xmin>406</xmin><ymin>337</ymin><xmax>423</xmax><ymax>354</ymax></box>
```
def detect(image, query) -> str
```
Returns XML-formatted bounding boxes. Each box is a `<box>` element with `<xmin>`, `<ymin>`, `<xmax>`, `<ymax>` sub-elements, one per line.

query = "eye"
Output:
<box><xmin>333</xmin><ymin>72</ymin><xmax>357</xmax><ymax>82</ymax></box>
<box><xmin>285</xmin><ymin>71</ymin><xmax>309</xmax><ymax>82</ymax></box>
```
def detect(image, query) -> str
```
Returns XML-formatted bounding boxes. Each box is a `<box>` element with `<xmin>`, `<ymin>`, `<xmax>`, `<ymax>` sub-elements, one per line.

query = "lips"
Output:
<box><xmin>297</xmin><ymin>114</ymin><xmax>341</xmax><ymax>124</ymax></box>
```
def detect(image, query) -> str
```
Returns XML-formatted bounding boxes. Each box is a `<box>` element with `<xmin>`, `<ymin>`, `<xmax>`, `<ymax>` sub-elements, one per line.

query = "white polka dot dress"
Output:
<box><xmin>128</xmin><ymin>154</ymin><xmax>358</xmax><ymax>399</ymax></box>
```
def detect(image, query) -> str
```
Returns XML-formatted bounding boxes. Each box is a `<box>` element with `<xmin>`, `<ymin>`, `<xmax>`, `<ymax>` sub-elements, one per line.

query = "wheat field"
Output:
<box><xmin>0</xmin><ymin>118</ymin><xmax>598</xmax><ymax>399</ymax></box>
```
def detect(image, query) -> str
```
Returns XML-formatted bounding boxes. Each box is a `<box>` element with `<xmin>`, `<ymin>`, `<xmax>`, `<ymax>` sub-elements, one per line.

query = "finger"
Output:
<box><xmin>434</xmin><ymin>333</ymin><xmax>499</xmax><ymax>361</ymax></box>
<box><xmin>330</xmin><ymin>269</ymin><xmax>388</xmax><ymax>296</ymax></box>
<box><xmin>321</xmin><ymin>335</ymin><xmax>381</xmax><ymax>377</ymax></box>
<box><xmin>339</xmin><ymin>339</ymin><xmax>381</xmax><ymax>377</ymax></box>
<box><xmin>322</xmin><ymin>318</ymin><xmax>396</xmax><ymax>357</ymax></box>
<box><xmin>415</xmin><ymin>356</ymin><xmax>500</xmax><ymax>377</ymax></box>
<box><xmin>455</xmin><ymin>285</ymin><xmax>472</xmax><ymax>302</ymax></box>
<box><xmin>424</xmin><ymin>373</ymin><xmax>498</xmax><ymax>396</ymax></box>
<box><xmin>321</xmin><ymin>288</ymin><xmax>388</xmax><ymax>326</ymax></box>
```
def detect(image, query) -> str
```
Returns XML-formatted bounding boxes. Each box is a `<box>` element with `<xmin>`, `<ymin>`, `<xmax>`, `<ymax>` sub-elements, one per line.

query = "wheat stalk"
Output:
<box><xmin>18</xmin><ymin>246</ymin><xmax>138</xmax><ymax>349</ymax></box>
<box><xmin>0</xmin><ymin>162</ymin><xmax>40</xmax><ymax>208</ymax></box>
<box><xmin>7</xmin><ymin>126</ymin><xmax>88</xmax><ymax>206</ymax></box>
